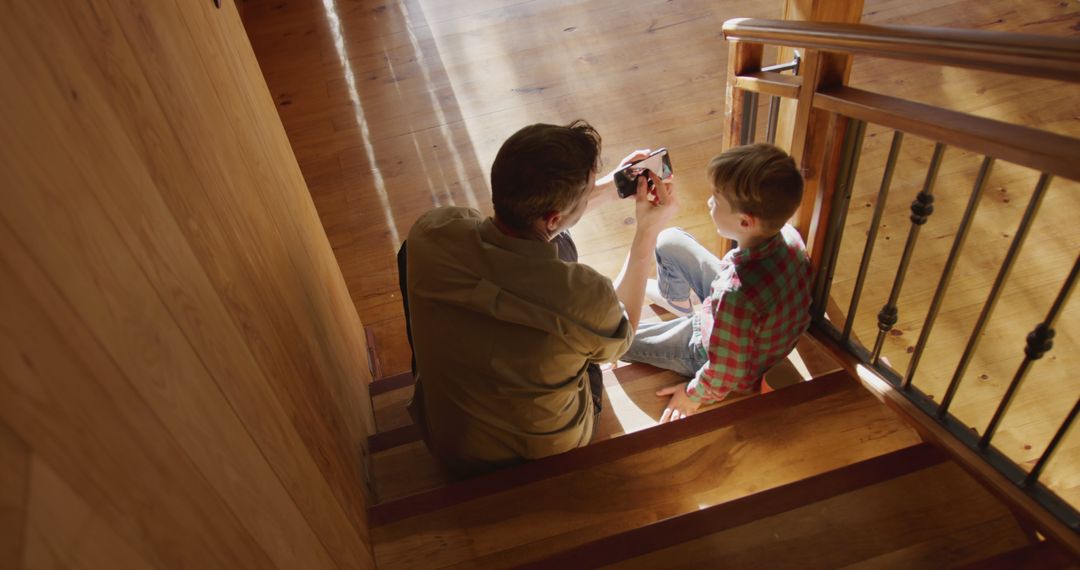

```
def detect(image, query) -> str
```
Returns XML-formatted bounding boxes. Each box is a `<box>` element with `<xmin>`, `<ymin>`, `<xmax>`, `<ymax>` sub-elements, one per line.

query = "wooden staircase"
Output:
<box><xmin>362</xmin><ymin>333</ymin><xmax>1072</xmax><ymax>568</ymax></box>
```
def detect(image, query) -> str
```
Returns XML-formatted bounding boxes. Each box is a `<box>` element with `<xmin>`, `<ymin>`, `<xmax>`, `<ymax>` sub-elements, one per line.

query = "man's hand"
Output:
<box><xmin>656</xmin><ymin>382</ymin><xmax>701</xmax><ymax>423</ymax></box>
<box><xmin>612</xmin><ymin>169</ymin><xmax>678</xmax><ymax>333</ymax></box>
<box><xmin>594</xmin><ymin>149</ymin><xmax>652</xmax><ymax>190</ymax></box>
<box><xmin>634</xmin><ymin>168</ymin><xmax>677</xmax><ymax>235</ymax></box>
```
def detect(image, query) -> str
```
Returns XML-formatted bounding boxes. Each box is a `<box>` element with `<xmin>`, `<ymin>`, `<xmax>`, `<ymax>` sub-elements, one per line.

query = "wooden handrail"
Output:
<box><xmin>813</xmin><ymin>86</ymin><xmax>1080</xmax><ymax>183</ymax></box>
<box><xmin>723</xmin><ymin>18</ymin><xmax>1080</xmax><ymax>82</ymax></box>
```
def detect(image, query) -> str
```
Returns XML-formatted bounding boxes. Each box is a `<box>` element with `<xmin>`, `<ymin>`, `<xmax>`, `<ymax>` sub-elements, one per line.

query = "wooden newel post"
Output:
<box><xmin>793</xmin><ymin>50</ymin><xmax>855</xmax><ymax>276</ymax></box>
<box><xmin>775</xmin><ymin>0</ymin><xmax>864</xmax><ymax>268</ymax></box>
<box><xmin>723</xmin><ymin>40</ymin><xmax>764</xmax><ymax>151</ymax></box>
<box><xmin>719</xmin><ymin>40</ymin><xmax>764</xmax><ymax>253</ymax></box>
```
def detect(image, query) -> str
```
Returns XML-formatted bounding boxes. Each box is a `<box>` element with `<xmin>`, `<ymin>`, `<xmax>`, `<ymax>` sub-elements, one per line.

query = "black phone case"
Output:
<box><xmin>614</xmin><ymin>168</ymin><xmax>641</xmax><ymax>198</ymax></box>
<box><xmin>614</xmin><ymin>150</ymin><xmax>672</xmax><ymax>198</ymax></box>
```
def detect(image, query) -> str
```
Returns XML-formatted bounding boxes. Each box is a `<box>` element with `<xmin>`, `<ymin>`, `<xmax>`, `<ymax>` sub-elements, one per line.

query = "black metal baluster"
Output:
<box><xmin>980</xmin><ymin>253</ymin><xmax>1079</xmax><ymax>448</ymax></box>
<box><xmin>843</xmin><ymin>131</ymin><xmax>904</xmax><ymax>343</ymax></box>
<box><xmin>903</xmin><ymin>156</ymin><xmax>995</xmax><ymax>389</ymax></box>
<box><xmin>1026</xmin><ymin>398</ymin><xmax>1080</xmax><ymax>487</ymax></box>
<box><xmin>937</xmin><ymin>173</ymin><xmax>1054</xmax><ymax>418</ymax></box>
<box><xmin>870</xmin><ymin>143</ymin><xmax>946</xmax><ymax>365</ymax></box>
<box><xmin>810</xmin><ymin>118</ymin><xmax>867</xmax><ymax>320</ymax></box>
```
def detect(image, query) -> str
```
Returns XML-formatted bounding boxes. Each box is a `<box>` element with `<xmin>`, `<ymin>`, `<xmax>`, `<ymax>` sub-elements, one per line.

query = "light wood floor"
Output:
<box><xmin>240</xmin><ymin>0</ymin><xmax>1080</xmax><ymax>510</ymax></box>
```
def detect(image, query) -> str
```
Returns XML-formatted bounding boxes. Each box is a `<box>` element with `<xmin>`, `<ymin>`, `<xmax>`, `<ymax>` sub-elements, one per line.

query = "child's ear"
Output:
<box><xmin>740</xmin><ymin>213</ymin><xmax>766</xmax><ymax>234</ymax></box>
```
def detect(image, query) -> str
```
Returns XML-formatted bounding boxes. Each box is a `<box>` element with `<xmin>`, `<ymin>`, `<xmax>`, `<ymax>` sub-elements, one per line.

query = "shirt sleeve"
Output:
<box><xmin>686</xmin><ymin>288</ymin><xmax>759</xmax><ymax>403</ymax></box>
<box><xmin>588</xmin><ymin>301</ymin><xmax>633</xmax><ymax>364</ymax></box>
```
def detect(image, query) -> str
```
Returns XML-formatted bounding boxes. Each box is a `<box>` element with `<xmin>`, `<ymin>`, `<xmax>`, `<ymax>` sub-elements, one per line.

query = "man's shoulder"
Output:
<box><xmin>530</xmin><ymin>257</ymin><xmax>621</xmax><ymax>312</ymax></box>
<box><xmin>411</xmin><ymin>206</ymin><xmax>483</xmax><ymax>235</ymax></box>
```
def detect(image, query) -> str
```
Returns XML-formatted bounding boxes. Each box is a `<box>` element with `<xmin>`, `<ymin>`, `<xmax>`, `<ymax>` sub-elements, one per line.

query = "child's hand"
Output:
<box><xmin>656</xmin><ymin>381</ymin><xmax>701</xmax><ymax>423</ymax></box>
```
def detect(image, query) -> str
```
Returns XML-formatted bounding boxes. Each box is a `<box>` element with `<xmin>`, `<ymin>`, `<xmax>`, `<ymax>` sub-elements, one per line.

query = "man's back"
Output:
<box><xmin>405</xmin><ymin>206</ymin><xmax>631</xmax><ymax>475</ymax></box>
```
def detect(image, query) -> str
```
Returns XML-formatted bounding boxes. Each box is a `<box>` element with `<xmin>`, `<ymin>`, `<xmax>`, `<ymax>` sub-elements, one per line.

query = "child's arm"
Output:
<box><xmin>656</xmin><ymin>289</ymin><xmax>758</xmax><ymax>422</ymax></box>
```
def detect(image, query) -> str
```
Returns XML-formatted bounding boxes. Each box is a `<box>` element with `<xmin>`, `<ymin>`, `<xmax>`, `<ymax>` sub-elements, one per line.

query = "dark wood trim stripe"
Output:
<box><xmin>368</xmin><ymin>424</ymin><xmax>421</xmax><ymax>453</ymax></box>
<box><xmin>368</xmin><ymin>371</ymin><xmax>414</xmax><ymax>396</ymax></box>
<box><xmin>517</xmin><ymin>443</ymin><xmax>948</xmax><ymax>569</ymax></box>
<box><xmin>369</xmin><ymin>369</ymin><xmax>855</xmax><ymax>526</ymax></box>
<box><xmin>953</xmin><ymin>540</ymin><xmax>1077</xmax><ymax>570</ymax></box>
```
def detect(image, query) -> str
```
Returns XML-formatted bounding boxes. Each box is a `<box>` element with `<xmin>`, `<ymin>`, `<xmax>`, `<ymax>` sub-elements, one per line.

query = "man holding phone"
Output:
<box><xmin>401</xmin><ymin>120</ymin><xmax>676</xmax><ymax>476</ymax></box>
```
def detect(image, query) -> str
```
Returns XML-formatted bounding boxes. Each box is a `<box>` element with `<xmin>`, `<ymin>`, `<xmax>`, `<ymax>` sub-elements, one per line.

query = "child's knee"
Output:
<box><xmin>656</xmin><ymin>227</ymin><xmax>689</xmax><ymax>252</ymax></box>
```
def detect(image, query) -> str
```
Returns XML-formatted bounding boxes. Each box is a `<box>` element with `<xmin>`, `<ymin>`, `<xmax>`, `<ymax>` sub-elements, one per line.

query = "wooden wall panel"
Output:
<box><xmin>0</xmin><ymin>423</ymin><xmax>29</xmax><ymax>569</ymax></box>
<box><xmin>21</xmin><ymin>455</ymin><xmax>156</xmax><ymax>570</ymax></box>
<box><xmin>0</xmin><ymin>1</ymin><xmax>375</xmax><ymax>569</ymax></box>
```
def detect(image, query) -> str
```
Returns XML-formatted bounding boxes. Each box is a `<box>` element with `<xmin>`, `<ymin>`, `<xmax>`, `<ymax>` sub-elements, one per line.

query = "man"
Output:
<box><xmin>402</xmin><ymin>120</ymin><xmax>676</xmax><ymax>476</ymax></box>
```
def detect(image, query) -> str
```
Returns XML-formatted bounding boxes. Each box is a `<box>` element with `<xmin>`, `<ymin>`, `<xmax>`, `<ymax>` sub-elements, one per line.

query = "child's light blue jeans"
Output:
<box><xmin>622</xmin><ymin>228</ymin><xmax>725</xmax><ymax>377</ymax></box>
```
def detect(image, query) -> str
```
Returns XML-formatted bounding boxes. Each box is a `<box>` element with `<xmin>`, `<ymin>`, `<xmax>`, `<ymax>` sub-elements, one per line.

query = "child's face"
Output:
<box><xmin>708</xmin><ymin>190</ymin><xmax>744</xmax><ymax>240</ymax></box>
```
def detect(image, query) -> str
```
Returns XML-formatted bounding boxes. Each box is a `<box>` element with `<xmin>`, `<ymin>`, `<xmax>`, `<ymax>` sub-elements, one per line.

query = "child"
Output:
<box><xmin>622</xmin><ymin>143</ymin><xmax>812</xmax><ymax>422</ymax></box>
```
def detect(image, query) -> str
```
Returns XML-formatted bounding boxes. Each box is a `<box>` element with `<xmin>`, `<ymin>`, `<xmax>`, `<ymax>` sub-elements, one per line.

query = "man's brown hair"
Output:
<box><xmin>707</xmin><ymin>143</ymin><xmax>803</xmax><ymax>232</ymax></box>
<box><xmin>491</xmin><ymin>120</ymin><xmax>602</xmax><ymax>230</ymax></box>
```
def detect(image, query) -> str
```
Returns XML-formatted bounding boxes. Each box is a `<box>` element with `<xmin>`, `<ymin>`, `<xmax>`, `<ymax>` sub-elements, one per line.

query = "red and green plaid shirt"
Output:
<box><xmin>688</xmin><ymin>224</ymin><xmax>812</xmax><ymax>403</ymax></box>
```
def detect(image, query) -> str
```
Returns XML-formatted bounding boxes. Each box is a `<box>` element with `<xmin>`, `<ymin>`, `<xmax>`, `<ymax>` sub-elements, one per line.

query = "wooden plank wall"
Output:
<box><xmin>0</xmin><ymin>1</ymin><xmax>375</xmax><ymax>569</ymax></box>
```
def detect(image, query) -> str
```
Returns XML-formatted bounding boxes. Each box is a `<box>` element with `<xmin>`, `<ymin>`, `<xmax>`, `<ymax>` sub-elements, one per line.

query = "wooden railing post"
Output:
<box><xmin>773</xmin><ymin>1</ymin><xmax>864</xmax><ymax>149</ymax></box>
<box><xmin>794</xmin><ymin>50</ymin><xmax>856</xmax><ymax>275</ymax></box>
<box><xmin>720</xmin><ymin>40</ymin><xmax>764</xmax><ymax>252</ymax></box>
<box><xmin>773</xmin><ymin>0</ymin><xmax>863</xmax><ymax>264</ymax></box>
<box><xmin>723</xmin><ymin>40</ymin><xmax>764</xmax><ymax>150</ymax></box>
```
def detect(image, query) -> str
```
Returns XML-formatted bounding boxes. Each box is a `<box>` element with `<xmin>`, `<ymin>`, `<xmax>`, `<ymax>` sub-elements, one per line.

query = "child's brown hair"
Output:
<box><xmin>707</xmin><ymin>143</ymin><xmax>803</xmax><ymax>232</ymax></box>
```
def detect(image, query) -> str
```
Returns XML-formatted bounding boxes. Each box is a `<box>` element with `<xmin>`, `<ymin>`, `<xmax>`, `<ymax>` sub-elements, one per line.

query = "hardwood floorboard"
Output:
<box><xmin>240</xmin><ymin>0</ymin><xmax>1080</xmax><ymax>516</ymax></box>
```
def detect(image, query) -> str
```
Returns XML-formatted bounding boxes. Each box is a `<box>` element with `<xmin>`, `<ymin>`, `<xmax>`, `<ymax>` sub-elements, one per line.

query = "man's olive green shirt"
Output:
<box><xmin>406</xmin><ymin>207</ymin><xmax>632</xmax><ymax>475</ymax></box>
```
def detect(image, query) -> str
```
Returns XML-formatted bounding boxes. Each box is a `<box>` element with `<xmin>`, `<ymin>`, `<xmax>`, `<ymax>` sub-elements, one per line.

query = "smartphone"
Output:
<box><xmin>614</xmin><ymin>148</ymin><xmax>673</xmax><ymax>198</ymax></box>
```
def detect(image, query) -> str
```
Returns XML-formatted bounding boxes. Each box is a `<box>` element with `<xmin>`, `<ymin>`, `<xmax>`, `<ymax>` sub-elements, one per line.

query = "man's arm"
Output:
<box><xmin>613</xmin><ymin>170</ymin><xmax>677</xmax><ymax>333</ymax></box>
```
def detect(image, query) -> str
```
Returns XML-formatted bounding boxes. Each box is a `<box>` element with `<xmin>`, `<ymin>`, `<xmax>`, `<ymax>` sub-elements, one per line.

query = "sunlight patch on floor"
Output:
<box><xmin>398</xmin><ymin>3</ymin><xmax>482</xmax><ymax>211</ymax></box>
<box><xmin>603</xmin><ymin>368</ymin><xmax>658</xmax><ymax>434</ymax></box>
<box><xmin>321</xmin><ymin>0</ymin><xmax>401</xmax><ymax>250</ymax></box>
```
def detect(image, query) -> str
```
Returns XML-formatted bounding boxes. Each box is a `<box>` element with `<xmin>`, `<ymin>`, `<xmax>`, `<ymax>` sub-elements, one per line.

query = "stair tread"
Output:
<box><xmin>371</xmin><ymin>367</ymin><xmax>851</xmax><ymax>509</ymax></box>
<box><xmin>368</xmin><ymin>333</ymin><xmax>838</xmax><ymax>436</ymax></box>
<box><xmin>371</xmin><ymin>364</ymin><xmax>745</xmax><ymax>502</ymax></box>
<box><xmin>528</xmin><ymin>445</ymin><xmax>1033</xmax><ymax>569</ymax></box>
<box><xmin>372</xmin><ymin>369</ymin><xmax>920</xmax><ymax>569</ymax></box>
<box><xmin>369</xmin><ymin>334</ymin><xmax>842</xmax><ymax>503</ymax></box>
<box><xmin>372</xmin><ymin>375</ymin><xmax>414</xmax><ymax>433</ymax></box>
